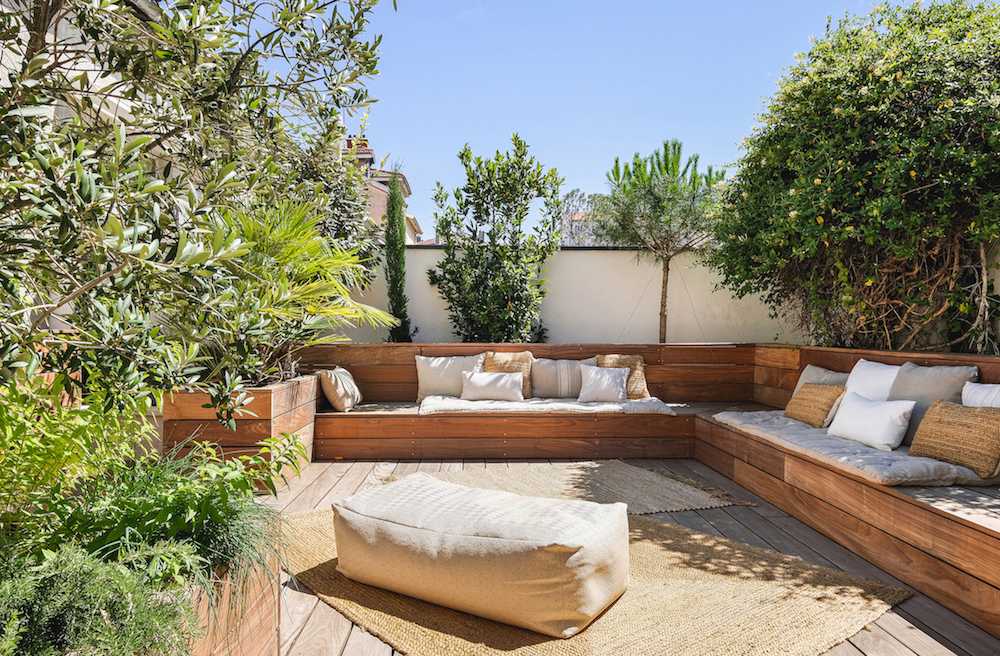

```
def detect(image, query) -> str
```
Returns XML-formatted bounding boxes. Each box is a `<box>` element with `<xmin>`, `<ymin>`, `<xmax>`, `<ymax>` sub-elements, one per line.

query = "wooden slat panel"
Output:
<box><xmin>754</xmin><ymin>345</ymin><xmax>801</xmax><ymax>369</ymax></box>
<box><xmin>785</xmin><ymin>457</ymin><xmax>1000</xmax><ymax>590</ymax></box>
<box><xmin>314</xmin><ymin>436</ymin><xmax>692</xmax><ymax>460</ymax></box>
<box><xmin>645</xmin><ymin>364</ymin><xmax>753</xmax><ymax>384</ymax></box>
<box><xmin>163</xmin><ymin>398</ymin><xmax>315</xmax><ymax>447</ymax></box>
<box><xmin>315</xmin><ymin>414</ymin><xmax>692</xmax><ymax>440</ymax></box>
<box><xmin>162</xmin><ymin>376</ymin><xmax>316</xmax><ymax>421</ymax></box>
<box><xmin>753</xmin><ymin>366</ymin><xmax>799</xmax><ymax>390</ymax></box>
<box><xmin>752</xmin><ymin>384</ymin><xmax>792</xmax><ymax>408</ymax></box>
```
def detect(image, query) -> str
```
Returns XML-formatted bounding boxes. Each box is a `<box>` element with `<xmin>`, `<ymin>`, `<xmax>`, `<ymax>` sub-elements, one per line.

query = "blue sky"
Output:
<box><xmin>351</xmin><ymin>0</ymin><xmax>891</xmax><ymax>236</ymax></box>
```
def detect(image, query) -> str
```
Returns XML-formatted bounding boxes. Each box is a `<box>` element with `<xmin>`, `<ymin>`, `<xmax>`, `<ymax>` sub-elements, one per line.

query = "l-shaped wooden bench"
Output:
<box><xmin>297</xmin><ymin>342</ymin><xmax>1000</xmax><ymax>638</ymax></box>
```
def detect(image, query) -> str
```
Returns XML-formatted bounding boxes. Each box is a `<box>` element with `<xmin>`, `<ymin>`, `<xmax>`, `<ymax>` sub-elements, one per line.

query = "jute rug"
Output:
<box><xmin>412</xmin><ymin>460</ymin><xmax>736</xmax><ymax>514</ymax></box>
<box><xmin>283</xmin><ymin>510</ymin><xmax>909</xmax><ymax>656</ymax></box>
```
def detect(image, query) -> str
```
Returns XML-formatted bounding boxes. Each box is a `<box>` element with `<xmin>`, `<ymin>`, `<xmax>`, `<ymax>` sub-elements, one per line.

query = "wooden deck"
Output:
<box><xmin>264</xmin><ymin>459</ymin><xmax>1000</xmax><ymax>656</ymax></box>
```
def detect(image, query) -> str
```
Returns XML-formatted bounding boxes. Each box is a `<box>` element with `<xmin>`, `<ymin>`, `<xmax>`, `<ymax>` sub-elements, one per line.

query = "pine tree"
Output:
<box><xmin>385</xmin><ymin>175</ymin><xmax>415</xmax><ymax>341</ymax></box>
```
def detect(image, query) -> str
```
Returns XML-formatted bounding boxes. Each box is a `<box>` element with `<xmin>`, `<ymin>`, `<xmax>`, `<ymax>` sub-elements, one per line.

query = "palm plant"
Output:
<box><xmin>596</xmin><ymin>140</ymin><xmax>724</xmax><ymax>342</ymax></box>
<box><xmin>168</xmin><ymin>201</ymin><xmax>394</xmax><ymax>419</ymax></box>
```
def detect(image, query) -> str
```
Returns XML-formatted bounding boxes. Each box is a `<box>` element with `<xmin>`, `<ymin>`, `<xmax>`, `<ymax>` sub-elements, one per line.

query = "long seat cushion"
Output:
<box><xmin>714</xmin><ymin>410</ymin><xmax>997</xmax><ymax>486</ymax></box>
<box><xmin>332</xmin><ymin>473</ymin><xmax>630</xmax><ymax>638</ymax></box>
<box><xmin>418</xmin><ymin>395</ymin><xmax>678</xmax><ymax>415</ymax></box>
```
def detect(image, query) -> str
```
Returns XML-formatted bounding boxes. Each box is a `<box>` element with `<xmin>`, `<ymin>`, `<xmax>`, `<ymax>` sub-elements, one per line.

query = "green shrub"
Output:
<box><xmin>429</xmin><ymin>135</ymin><xmax>563</xmax><ymax>342</ymax></box>
<box><xmin>385</xmin><ymin>175</ymin><xmax>415</xmax><ymax>342</ymax></box>
<box><xmin>708</xmin><ymin>1</ymin><xmax>1000</xmax><ymax>352</ymax></box>
<box><xmin>0</xmin><ymin>545</ymin><xmax>193</xmax><ymax>656</ymax></box>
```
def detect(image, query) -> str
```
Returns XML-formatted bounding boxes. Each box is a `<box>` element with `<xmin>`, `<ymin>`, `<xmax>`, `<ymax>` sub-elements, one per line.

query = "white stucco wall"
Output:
<box><xmin>342</xmin><ymin>247</ymin><xmax>805</xmax><ymax>344</ymax></box>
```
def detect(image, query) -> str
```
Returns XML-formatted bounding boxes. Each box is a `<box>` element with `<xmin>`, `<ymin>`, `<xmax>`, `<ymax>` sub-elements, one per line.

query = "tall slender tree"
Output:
<box><xmin>595</xmin><ymin>140</ymin><xmax>724</xmax><ymax>342</ymax></box>
<box><xmin>384</xmin><ymin>175</ymin><xmax>415</xmax><ymax>341</ymax></box>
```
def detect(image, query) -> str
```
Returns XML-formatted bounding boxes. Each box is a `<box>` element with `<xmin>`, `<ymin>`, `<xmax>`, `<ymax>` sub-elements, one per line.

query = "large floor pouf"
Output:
<box><xmin>332</xmin><ymin>473</ymin><xmax>629</xmax><ymax>638</ymax></box>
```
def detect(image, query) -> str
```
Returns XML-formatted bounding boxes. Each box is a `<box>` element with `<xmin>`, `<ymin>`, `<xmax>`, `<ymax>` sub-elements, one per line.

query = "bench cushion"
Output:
<box><xmin>714</xmin><ymin>410</ymin><xmax>997</xmax><ymax>486</ymax></box>
<box><xmin>333</xmin><ymin>473</ymin><xmax>630</xmax><ymax>638</ymax></box>
<box><xmin>418</xmin><ymin>395</ymin><xmax>678</xmax><ymax>415</ymax></box>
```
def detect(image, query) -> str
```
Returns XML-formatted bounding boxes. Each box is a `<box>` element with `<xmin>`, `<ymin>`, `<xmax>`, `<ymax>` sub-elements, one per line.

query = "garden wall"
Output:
<box><xmin>342</xmin><ymin>247</ymin><xmax>805</xmax><ymax>344</ymax></box>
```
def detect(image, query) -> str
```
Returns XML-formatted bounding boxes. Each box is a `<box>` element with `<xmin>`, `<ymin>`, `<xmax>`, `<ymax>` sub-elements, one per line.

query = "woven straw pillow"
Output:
<box><xmin>784</xmin><ymin>384</ymin><xmax>845</xmax><ymax>428</ymax></box>
<box><xmin>596</xmin><ymin>354</ymin><xmax>650</xmax><ymax>400</ymax></box>
<box><xmin>910</xmin><ymin>401</ymin><xmax>1000</xmax><ymax>479</ymax></box>
<box><xmin>483</xmin><ymin>351</ymin><xmax>534</xmax><ymax>398</ymax></box>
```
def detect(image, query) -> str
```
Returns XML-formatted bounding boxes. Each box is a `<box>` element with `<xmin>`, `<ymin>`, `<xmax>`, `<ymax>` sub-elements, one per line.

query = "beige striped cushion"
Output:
<box><xmin>596</xmin><ymin>354</ymin><xmax>650</xmax><ymax>400</ymax></box>
<box><xmin>483</xmin><ymin>351</ymin><xmax>534</xmax><ymax>399</ymax></box>
<box><xmin>783</xmin><ymin>384</ymin><xmax>845</xmax><ymax>428</ymax></box>
<box><xmin>910</xmin><ymin>401</ymin><xmax>1000</xmax><ymax>479</ymax></box>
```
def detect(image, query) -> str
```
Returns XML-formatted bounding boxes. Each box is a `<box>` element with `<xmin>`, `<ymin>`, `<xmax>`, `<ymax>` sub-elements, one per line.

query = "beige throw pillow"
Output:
<box><xmin>596</xmin><ymin>354</ymin><xmax>650</xmax><ymax>399</ymax></box>
<box><xmin>911</xmin><ymin>401</ymin><xmax>1000</xmax><ymax>479</ymax></box>
<box><xmin>318</xmin><ymin>367</ymin><xmax>362</xmax><ymax>412</ymax></box>
<box><xmin>783</xmin><ymin>384</ymin><xmax>845</xmax><ymax>428</ymax></box>
<box><xmin>531</xmin><ymin>356</ymin><xmax>597</xmax><ymax>398</ymax></box>
<box><xmin>483</xmin><ymin>351</ymin><xmax>534</xmax><ymax>398</ymax></box>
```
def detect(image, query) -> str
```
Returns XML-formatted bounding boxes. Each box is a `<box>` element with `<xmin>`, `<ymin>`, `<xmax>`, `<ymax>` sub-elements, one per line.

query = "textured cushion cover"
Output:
<box><xmin>418</xmin><ymin>395</ymin><xmax>678</xmax><ymax>415</ymax></box>
<box><xmin>793</xmin><ymin>364</ymin><xmax>849</xmax><ymax>395</ymax></box>
<box><xmin>828</xmin><ymin>392</ymin><xmax>915</xmax><ymax>451</ymax></box>
<box><xmin>578</xmin><ymin>364</ymin><xmax>629</xmax><ymax>403</ymax></box>
<box><xmin>596</xmin><ymin>354</ymin><xmax>650</xmax><ymax>399</ymax></box>
<box><xmin>713</xmin><ymin>410</ymin><xmax>992</xmax><ymax>486</ymax></box>
<box><xmin>784</xmin><ymin>384</ymin><xmax>845</xmax><ymax>428</ymax></box>
<box><xmin>910</xmin><ymin>401</ymin><xmax>1000</xmax><ymax>479</ymax></box>
<box><xmin>845</xmin><ymin>359</ymin><xmax>901</xmax><ymax>401</ymax></box>
<box><xmin>531</xmin><ymin>357</ymin><xmax>597</xmax><ymax>398</ymax></box>
<box><xmin>460</xmin><ymin>371</ymin><xmax>523</xmax><ymax>402</ymax></box>
<box><xmin>332</xmin><ymin>473</ymin><xmax>629</xmax><ymax>638</ymax></box>
<box><xmin>318</xmin><ymin>367</ymin><xmax>362</xmax><ymax>412</ymax></box>
<box><xmin>887</xmin><ymin>362</ymin><xmax>978</xmax><ymax>444</ymax></box>
<box><xmin>415</xmin><ymin>354</ymin><xmax>484</xmax><ymax>401</ymax></box>
<box><xmin>962</xmin><ymin>381</ymin><xmax>1000</xmax><ymax>408</ymax></box>
<box><xmin>483</xmin><ymin>351</ymin><xmax>534</xmax><ymax>399</ymax></box>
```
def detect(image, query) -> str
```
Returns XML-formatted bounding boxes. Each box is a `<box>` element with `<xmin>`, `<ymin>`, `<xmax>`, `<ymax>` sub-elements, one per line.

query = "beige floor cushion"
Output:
<box><xmin>332</xmin><ymin>473</ymin><xmax>629</xmax><ymax>638</ymax></box>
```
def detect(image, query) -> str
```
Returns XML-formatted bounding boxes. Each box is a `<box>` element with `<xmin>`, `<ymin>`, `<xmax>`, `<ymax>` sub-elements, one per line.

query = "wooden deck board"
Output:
<box><xmin>271</xmin><ymin>459</ymin><xmax>999</xmax><ymax>656</ymax></box>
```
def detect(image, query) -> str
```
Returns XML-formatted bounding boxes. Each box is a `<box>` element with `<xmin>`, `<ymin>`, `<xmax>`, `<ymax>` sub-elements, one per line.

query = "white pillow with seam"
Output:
<box><xmin>845</xmin><ymin>359</ymin><xmax>901</xmax><ymax>401</ymax></box>
<box><xmin>460</xmin><ymin>371</ymin><xmax>524</xmax><ymax>402</ymax></box>
<box><xmin>578</xmin><ymin>364</ymin><xmax>628</xmax><ymax>403</ymax></box>
<box><xmin>962</xmin><ymin>381</ymin><xmax>1000</xmax><ymax>408</ymax></box>
<box><xmin>415</xmin><ymin>353</ymin><xmax>484</xmax><ymax>400</ymax></box>
<box><xmin>827</xmin><ymin>392</ymin><xmax>915</xmax><ymax>451</ymax></box>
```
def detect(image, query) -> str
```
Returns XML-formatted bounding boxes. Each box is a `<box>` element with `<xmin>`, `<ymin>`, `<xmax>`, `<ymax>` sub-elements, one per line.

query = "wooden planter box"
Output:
<box><xmin>190</xmin><ymin>558</ymin><xmax>281</xmax><ymax>656</ymax></box>
<box><xmin>161</xmin><ymin>375</ymin><xmax>317</xmax><ymax>470</ymax></box>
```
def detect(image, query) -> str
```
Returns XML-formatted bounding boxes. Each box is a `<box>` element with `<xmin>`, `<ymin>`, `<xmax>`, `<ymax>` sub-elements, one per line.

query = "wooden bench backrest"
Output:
<box><xmin>298</xmin><ymin>343</ymin><xmax>756</xmax><ymax>403</ymax></box>
<box><xmin>753</xmin><ymin>344</ymin><xmax>1000</xmax><ymax>408</ymax></box>
<box><xmin>300</xmin><ymin>343</ymin><xmax>1000</xmax><ymax>407</ymax></box>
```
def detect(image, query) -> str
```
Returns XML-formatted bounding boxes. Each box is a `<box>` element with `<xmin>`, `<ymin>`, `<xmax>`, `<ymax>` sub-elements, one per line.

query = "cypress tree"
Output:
<box><xmin>385</xmin><ymin>175</ymin><xmax>415</xmax><ymax>341</ymax></box>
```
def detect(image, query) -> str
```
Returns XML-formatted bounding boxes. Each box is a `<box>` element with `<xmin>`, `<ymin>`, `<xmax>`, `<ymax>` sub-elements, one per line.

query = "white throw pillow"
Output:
<box><xmin>578</xmin><ymin>364</ymin><xmax>628</xmax><ymax>403</ymax></box>
<box><xmin>962</xmin><ymin>381</ymin><xmax>1000</xmax><ymax>408</ymax></box>
<box><xmin>460</xmin><ymin>371</ymin><xmax>524</xmax><ymax>402</ymax></box>
<box><xmin>317</xmin><ymin>367</ymin><xmax>362</xmax><ymax>412</ymax></box>
<box><xmin>827</xmin><ymin>392</ymin><xmax>915</xmax><ymax>451</ymax></box>
<box><xmin>415</xmin><ymin>353</ymin><xmax>484</xmax><ymax>400</ymax></box>
<box><xmin>845</xmin><ymin>359</ymin><xmax>901</xmax><ymax>401</ymax></box>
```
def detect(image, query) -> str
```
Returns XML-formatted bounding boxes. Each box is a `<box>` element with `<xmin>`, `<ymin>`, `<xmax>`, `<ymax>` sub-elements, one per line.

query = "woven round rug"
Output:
<box><xmin>282</xmin><ymin>510</ymin><xmax>909</xmax><ymax>656</ymax></box>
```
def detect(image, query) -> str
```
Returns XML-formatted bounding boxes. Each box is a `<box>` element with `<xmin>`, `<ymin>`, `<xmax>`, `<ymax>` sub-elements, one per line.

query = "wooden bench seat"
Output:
<box><xmin>694</xmin><ymin>412</ymin><xmax>1000</xmax><ymax>638</ymax></box>
<box><xmin>314</xmin><ymin>402</ymin><xmax>744</xmax><ymax>460</ymax></box>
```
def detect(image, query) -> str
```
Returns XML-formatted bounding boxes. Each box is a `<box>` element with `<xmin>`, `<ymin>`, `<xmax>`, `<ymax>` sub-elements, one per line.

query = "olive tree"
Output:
<box><xmin>708</xmin><ymin>1</ymin><xmax>1000</xmax><ymax>352</ymax></box>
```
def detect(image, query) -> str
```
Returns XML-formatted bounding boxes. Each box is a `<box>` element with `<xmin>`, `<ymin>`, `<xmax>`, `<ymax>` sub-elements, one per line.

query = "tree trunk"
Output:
<box><xmin>659</xmin><ymin>258</ymin><xmax>670</xmax><ymax>343</ymax></box>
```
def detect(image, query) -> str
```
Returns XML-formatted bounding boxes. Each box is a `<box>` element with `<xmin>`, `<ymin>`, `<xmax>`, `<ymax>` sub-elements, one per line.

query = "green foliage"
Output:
<box><xmin>429</xmin><ymin>134</ymin><xmax>563</xmax><ymax>342</ymax></box>
<box><xmin>594</xmin><ymin>140</ymin><xmax>723</xmax><ymax>341</ymax></box>
<box><xmin>708</xmin><ymin>1</ymin><xmax>1000</xmax><ymax>352</ymax></box>
<box><xmin>385</xmin><ymin>175</ymin><xmax>415</xmax><ymax>341</ymax></box>
<box><xmin>0</xmin><ymin>545</ymin><xmax>194</xmax><ymax>656</ymax></box>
